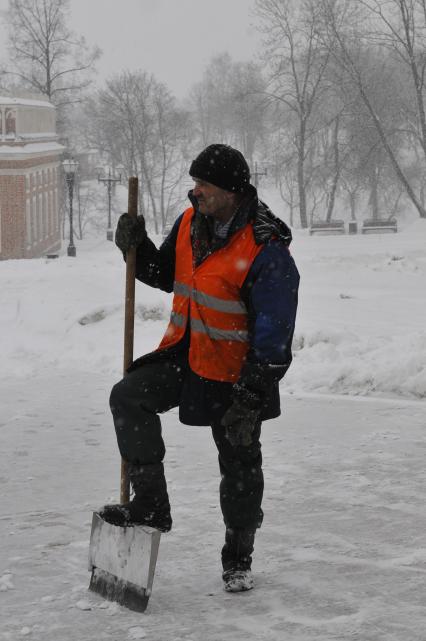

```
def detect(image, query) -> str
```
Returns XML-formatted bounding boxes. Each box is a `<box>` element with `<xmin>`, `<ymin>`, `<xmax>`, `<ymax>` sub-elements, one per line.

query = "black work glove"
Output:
<box><xmin>221</xmin><ymin>384</ymin><xmax>262</xmax><ymax>448</ymax></box>
<box><xmin>115</xmin><ymin>213</ymin><xmax>147</xmax><ymax>254</ymax></box>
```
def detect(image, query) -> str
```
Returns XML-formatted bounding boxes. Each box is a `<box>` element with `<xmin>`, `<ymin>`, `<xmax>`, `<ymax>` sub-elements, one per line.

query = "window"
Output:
<box><xmin>5</xmin><ymin>109</ymin><xmax>16</xmax><ymax>135</ymax></box>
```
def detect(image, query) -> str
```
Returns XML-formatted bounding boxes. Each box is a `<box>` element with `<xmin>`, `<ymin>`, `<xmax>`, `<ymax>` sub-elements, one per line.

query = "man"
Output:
<box><xmin>101</xmin><ymin>144</ymin><xmax>299</xmax><ymax>593</ymax></box>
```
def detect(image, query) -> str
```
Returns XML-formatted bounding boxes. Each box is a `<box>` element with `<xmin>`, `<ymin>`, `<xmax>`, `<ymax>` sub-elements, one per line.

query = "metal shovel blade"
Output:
<box><xmin>88</xmin><ymin>512</ymin><xmax>161</xmax><ymax>612</ymax></box>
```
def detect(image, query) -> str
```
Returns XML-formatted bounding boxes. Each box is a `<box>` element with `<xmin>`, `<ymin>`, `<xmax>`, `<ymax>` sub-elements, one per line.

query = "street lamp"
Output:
<box><xmin>62</xmin><ymin>158</ymin><xmax>79</xmax><ymax>257</ymax></box>
<box><xmin>98</xmin><ymin>165</ymin><xmax>124</xmax><ymax>241</ymax></box>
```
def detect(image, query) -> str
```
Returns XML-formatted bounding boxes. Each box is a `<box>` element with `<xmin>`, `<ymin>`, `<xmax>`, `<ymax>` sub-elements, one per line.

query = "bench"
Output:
<box><xmin>309</xmin><ymin>220</ymin><xmax>345</xmax><ymax>235</ymax></box>
<box><xmin>361</xmin><ymin>218</ymin><xmax>397</xmax><ymax>233</ymax></box>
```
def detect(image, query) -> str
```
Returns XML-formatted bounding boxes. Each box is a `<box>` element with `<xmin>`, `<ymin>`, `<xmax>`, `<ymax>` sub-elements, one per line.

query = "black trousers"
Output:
<box><xmin>109</xmin><ymin>353</ymin><xmax>264</xmax><ymax>529</ymax></box>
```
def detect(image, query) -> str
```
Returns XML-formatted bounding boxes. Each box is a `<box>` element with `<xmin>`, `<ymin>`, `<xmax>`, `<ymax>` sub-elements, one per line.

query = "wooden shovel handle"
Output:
<box><xmin>120</xmin><ymin>176</ymin><xmax>138</xmax><ymax>503</ymax></box>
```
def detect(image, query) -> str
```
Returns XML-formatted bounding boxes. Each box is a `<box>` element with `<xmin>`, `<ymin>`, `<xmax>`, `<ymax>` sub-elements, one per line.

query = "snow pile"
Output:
<box><xmin>288</xmin><ymin>328</ymin><xmax>426</xmax><ymax>398</ymax></box>
<box><xmin>1</xmin><ymin>220</ymin><xmax>425</xmax><ymax>400</ymax></box>
<box><xmin>0</xmin><ymin>572</ymin><xmax>14</xmax><ymax>591</ymax></box>
<box><xmin>285</xmin><ymin>219</ymin><xmax>426</xmax><ymax>400</ymax></box>
<box><xmin>128</xmin><ymin>628</ymin><xmax>147</xmax><ymax>640</ymax></box>
<box><xmin>0</xmin><ymin>241</ymin><xmax>170</xmax><ymax>379</ymax></box>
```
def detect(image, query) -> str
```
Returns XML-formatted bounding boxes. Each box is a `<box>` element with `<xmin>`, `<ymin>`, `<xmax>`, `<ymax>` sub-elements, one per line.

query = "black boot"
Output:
<box><xmin>100</xmin><ymin>462</ymin><xmax>172</xmax><ymax>532</ymax></box>
<box><xmin>221</xmin><ymin>527</ymin><xmax>256</xmax><ymax>592</ymax></box>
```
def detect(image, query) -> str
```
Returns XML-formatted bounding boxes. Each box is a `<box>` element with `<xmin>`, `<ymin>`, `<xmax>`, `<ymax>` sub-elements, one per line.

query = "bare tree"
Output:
<box><xmin>269</xmin><ymin>125</ymin><xmax>299</xmax><ymax>224</ymax></box>
<box><xmin>255</xmin><ymin>0</ymin><xmax>334</xmax><ymax>228</ymax></box>
<box><xmin>322</xmin><ymin>114</ymin><xmax>341</xmax><ymax>221</ymax></box>
<box><xmin>191</xmin><ymin>54</ymin><xmax>234</xmax><ymax>145</ymax></box>
<box><xmin>318</xmin><ymin>0</ymin><xmax>426</xmax><ymax>218</ymax></box>
<box><xmin>316</xmin><ymin>53</ymin><xmax>400</xmax><ymax>222</ymax></box>
<box><xmin>188</xmin><ymin>54</ymin><xmax>268</xmax><ymax>169</ymax></box>
<box><xmin>2</xmin><ymin>0</ymin><xmax>100</xmax><ymax>115</ymax></box>
<box><xmin>151</xmin><ymin>82</ymin><xmax>191</xmax><ymax>232</ymax></box>
<box><xmin>86</xmin><ymin>71</ymin><xmax>191</xmax><ymax>235</ymax></box>
<box><xmin>359</xmin><ymin>0</ymin><xmax>426</xmax><ymax>157</ymax></box>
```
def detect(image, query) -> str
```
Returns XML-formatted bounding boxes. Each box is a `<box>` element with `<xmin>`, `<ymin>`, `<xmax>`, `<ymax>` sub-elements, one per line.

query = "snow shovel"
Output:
<box><xmin>88</xmin><ymin>176</ymin><xmax>161</xmax><ymax>612</ymax></box>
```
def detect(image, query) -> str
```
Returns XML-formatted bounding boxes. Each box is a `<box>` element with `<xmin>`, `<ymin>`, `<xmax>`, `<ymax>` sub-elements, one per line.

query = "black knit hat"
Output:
<box><xmin>189</xmin><ymin>144</ymin><xmax>251</xmax><ymax>193</ymax></box>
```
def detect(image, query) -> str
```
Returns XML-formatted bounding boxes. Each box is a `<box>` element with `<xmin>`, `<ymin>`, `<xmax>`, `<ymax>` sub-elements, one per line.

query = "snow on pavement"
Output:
<box><xmin>1</xmin><ymin>373</ymin><xmax>425</xmax><ymax>640</ymax></box>
<box><xmin>1</xmin><ymin>218</ymin><xmax>425</xmax><ymax>639</ymax></box>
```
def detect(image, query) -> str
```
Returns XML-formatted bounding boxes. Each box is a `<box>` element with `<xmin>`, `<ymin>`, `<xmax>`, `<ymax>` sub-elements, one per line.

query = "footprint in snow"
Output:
<box><xmin>0</xmin><ymin>572</ymin><xmax>14</xmax><ymax>591</ymax></box>
<box><xmin>128</xmin><ymin>627</ymin><xmax>147</xmax><ymax>639</ymax></box>
<box><xmin>78</xmin><ymin>303</ymin><xmax>166</xmax><ymax>326</ymax></box>
<box><xmin>75</xmin><ymin>599</ymin><xmax>92</xmax><ymax>610</ymax></box>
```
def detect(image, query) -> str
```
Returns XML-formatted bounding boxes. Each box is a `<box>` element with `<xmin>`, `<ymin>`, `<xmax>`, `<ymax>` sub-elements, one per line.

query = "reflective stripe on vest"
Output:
<box><xmin>170</xmin><ymin>311</ymin><xmax>186</xmax><ymax>327</ymax></box>
<box><xmin>191</xmin><ymin>318</ymin><xmax>249</xmax><ymax>342</ymax></box>
<box><xmin>174</xmin><ymin>281</ymin><xmax>247</xmax><ymax>315</ymax></box>
<box><xmin>157</xmin><ymin>207</ymin><xmax>263</xmax><ymax>382</ymax></box>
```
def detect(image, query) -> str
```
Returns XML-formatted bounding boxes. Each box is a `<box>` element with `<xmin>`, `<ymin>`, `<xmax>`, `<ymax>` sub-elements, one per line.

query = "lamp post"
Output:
<box><xmin>62</xmin><ymin>158</ymin><xmax>79</xmax><ymax>257</ymax></box>
<box><xmin>97</xmin><ymin>165</ymin><xmax>124</xmax><ymax>241</ymax></box>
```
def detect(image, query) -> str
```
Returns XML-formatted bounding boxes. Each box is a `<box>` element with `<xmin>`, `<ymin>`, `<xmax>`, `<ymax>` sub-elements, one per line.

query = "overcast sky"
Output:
<box><xmin>0</xmin><ymin>0</ymin><xmax>261</xmax><ymax>100</ymax></box>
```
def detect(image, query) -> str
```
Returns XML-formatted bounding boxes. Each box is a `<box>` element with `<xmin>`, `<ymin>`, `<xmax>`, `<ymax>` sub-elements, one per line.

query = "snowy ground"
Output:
<box><xmin>1</xmin><ymin>218</ymin><xmax>425</xmax><ymax>640</ymax></box>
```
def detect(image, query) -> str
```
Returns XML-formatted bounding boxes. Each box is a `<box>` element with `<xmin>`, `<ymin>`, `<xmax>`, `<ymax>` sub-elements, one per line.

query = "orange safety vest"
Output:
<box><xmin>157</xmin><ymin>207</ymin><xmax>263</xmax><ymax>382</ymax></box>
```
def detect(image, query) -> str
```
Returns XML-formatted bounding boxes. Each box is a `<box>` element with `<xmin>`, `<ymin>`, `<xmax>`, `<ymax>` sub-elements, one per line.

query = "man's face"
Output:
<box><xmin>192</xmin><ymin>179</ymin><xmax>235</xmax><ymax>221</ymax></box>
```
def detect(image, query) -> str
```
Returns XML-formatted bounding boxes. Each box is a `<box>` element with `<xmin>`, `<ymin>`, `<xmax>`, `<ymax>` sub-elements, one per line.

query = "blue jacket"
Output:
<box><xmin>130</xmin><ymin>186</ymin><xmax>299</xmax><ymax>426</ymax></box>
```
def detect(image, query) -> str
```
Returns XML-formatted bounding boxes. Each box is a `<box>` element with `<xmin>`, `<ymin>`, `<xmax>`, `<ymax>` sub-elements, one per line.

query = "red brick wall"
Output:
<box><xmin>0</xmin><ymin>155</ymin><xmax>62</xmax><ymax>260</ymax></box>
<box><xmin>0</xmin><ymin>174</ymin><xmax>26</xmax><ymax>259</ymax></box>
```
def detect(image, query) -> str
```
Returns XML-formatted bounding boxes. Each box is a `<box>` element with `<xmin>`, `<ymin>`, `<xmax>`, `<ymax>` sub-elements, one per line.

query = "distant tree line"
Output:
<box><xmin>2</xmin><ymin>0</ymin><xmax>426</xmax><ymax>231</ymax></box>
<box><xmin>252</xmin><ymin>0</ymin><xmax>426</xmax><ymax>227</ymax></box>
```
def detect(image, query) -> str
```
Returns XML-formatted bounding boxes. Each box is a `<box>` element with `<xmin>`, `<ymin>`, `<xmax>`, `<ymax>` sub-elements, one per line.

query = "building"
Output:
<box><xmin>0</xmin><ymin>95</ymin><xmax>65</xmax><ymax>259</ymax></box>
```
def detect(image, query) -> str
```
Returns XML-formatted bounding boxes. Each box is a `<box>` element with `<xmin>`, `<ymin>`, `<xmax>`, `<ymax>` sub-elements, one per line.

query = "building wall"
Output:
<box><xmin>0</xmin><ymin>174</ymin><xmax>25</xmax><ymax>258</ymax></box>
<box><xmin>0</xmin><ymin>155</ymin><xmax>61</xmax><ymax>259</ymax></box>
<box><xmin>0</xmin><ymin>95</ymin><xmax>64</xmax><ymax>260</ymax></box>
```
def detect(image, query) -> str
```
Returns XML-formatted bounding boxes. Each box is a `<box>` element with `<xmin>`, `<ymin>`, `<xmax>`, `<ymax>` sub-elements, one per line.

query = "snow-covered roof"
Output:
<box><xmin>0</xmin><ymin>141</ymin><xmax>65</xmax><ymax>158</ymax></box>
<box><xmin>19</xmin><ymin>132</ymin><xmax>58</xmax><ymax>140</ymax></box>
<box><xmin>0</xmin><ymin>96</ymin><xmax>55</xmax><ymax>109</ymax></box>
